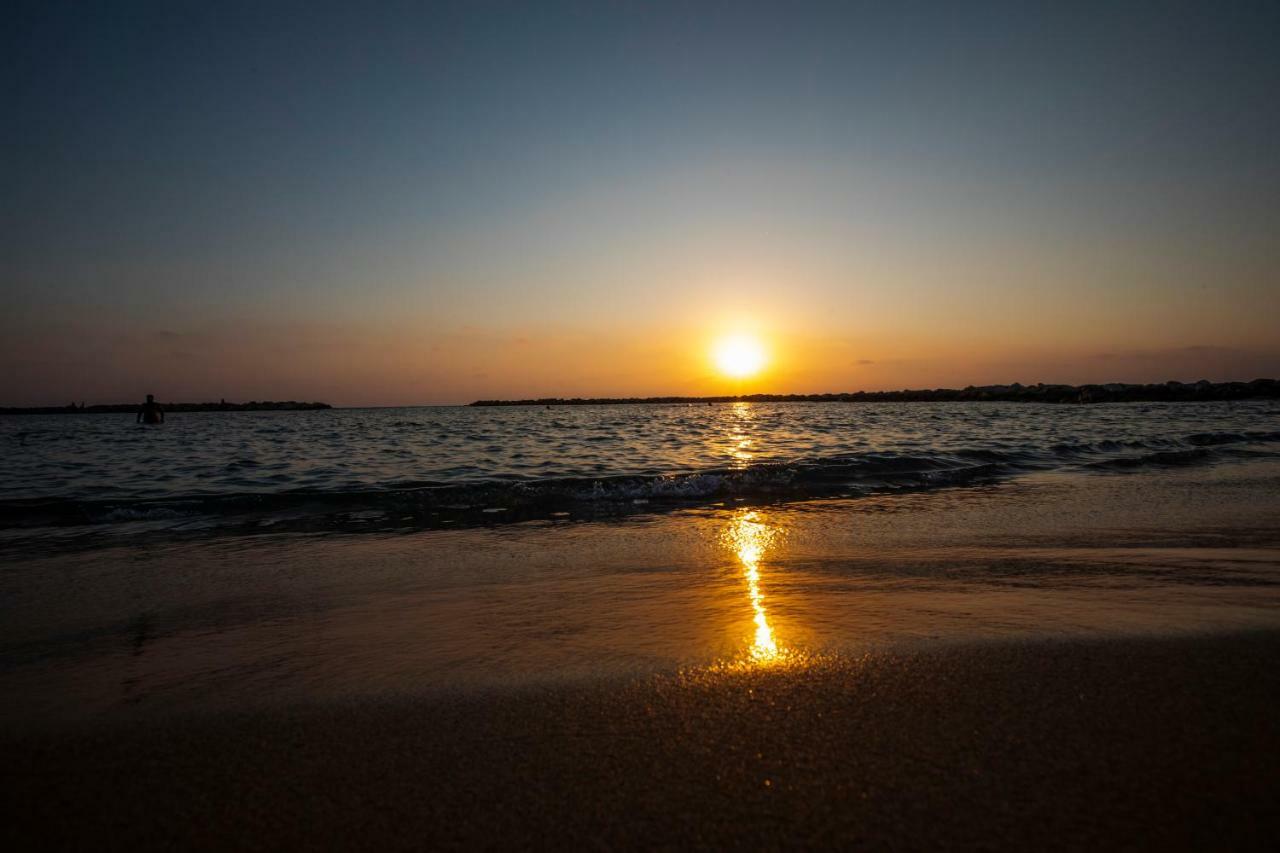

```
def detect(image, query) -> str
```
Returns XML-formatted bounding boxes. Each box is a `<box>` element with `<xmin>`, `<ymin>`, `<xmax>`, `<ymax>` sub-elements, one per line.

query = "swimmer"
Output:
<box><xmin>136</xmin><ymin>394</ymin><xmax>165</xmax><ymax>425</ymax></box>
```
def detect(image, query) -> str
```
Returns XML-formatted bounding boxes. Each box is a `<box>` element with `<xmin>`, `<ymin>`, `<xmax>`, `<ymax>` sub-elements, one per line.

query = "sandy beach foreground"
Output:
<box><xmin>5</xmin><ymin>461</ymin><xmax>1279</xmax><ymax>848</ymax></box>
<box><xmin>6</xmin><ymin>630</ymin><xmax>1277</xmax><ymax>850</ymax></box>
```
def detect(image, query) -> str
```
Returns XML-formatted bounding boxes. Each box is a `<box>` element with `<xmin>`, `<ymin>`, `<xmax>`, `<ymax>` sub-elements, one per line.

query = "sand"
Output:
<box><xmin>5</xmin><ymin>630</ymin><xmax>1278</xmax><ymax>850</ymax></box>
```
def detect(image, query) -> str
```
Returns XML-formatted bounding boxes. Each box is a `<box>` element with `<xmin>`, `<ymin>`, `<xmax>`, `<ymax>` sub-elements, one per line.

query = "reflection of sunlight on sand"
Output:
<box><xmin>723</xmin><ymin>509</ymin><xmax>784</xmax><ymax>664</ymax></box>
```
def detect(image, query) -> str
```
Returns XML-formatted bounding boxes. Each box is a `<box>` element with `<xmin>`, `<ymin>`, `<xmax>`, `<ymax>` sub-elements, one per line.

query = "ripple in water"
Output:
<box><xmin>1</xmin><ymin>401</ymin><xmax>1278</xmax><ymax>532</ymax></box>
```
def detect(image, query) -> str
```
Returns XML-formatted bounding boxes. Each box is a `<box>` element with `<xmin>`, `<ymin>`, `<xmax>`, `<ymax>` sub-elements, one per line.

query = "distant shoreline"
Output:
<box><xmin>0</xmin><ymin>400</ymin><xmax>332</xmax><ymax>415</ymax></box>
<box><xmin>472</xmin><ymin>379</ymin><xmax>1280</xmax><ymax>406</ymax></box>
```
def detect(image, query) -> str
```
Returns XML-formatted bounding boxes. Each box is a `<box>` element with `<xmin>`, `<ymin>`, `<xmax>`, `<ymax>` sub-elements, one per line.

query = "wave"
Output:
<box><xmin>1185</xmin><ymin>430</ymin><xmax>1280</xmax><ymax>446</ymax></box>
<box><xmin>2</xmin><ymin>429</ymin><xmax>1278</xmax><ymax>536</ymax></box>
<box><xmin>1083</xmin><ymin>448</ymin><xmax>1216</xmax><ymax>470</ymax></box>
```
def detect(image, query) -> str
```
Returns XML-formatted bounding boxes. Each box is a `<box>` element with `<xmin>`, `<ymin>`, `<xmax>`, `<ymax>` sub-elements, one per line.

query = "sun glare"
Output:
<box><xmin>712</xmin><ymin>334</ymin><xmax>767</xmax><ymax>379</ymax></box>
<box><xmin>723</xmin><ymin>510</ymin><xmax>781</xmax><ymax>663</ymax></box>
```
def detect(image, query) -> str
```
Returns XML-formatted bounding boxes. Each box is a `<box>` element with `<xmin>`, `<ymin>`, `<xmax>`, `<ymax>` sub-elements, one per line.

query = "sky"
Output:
<box><xmin>4</xmin><ymin>0</ymin><xmax>1279</xmax><ymax>406</ymax></box>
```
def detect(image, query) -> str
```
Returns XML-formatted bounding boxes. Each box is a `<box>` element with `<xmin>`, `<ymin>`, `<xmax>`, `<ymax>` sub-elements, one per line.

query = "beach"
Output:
<box><xmin>4</xmin><ymin>427</ymin><xmax>1280</xmax><ymax>848</ymax></box>
<box><xmin>7</xmin><ymin>632</ymin><xmax>1279</xmax><ymax>850</ymax></box>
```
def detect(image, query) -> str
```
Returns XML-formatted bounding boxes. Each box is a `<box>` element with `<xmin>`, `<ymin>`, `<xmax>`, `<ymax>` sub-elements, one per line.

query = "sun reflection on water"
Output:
<box><xmin>723</xmin><ymin>509</ymin><xmax>783</xmax><ymax>664</ymax></box>
<box><xmin>727</xmin><ymin>401</ymin><xmax>755</xmax><ymax>467</ymax></box>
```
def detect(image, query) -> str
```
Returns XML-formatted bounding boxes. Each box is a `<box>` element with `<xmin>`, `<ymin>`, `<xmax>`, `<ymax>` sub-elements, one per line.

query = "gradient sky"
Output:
<box><xmin>5</xmin><ymin>0</ymin><xmax>1279</xmax><ymax>405</ymax></box>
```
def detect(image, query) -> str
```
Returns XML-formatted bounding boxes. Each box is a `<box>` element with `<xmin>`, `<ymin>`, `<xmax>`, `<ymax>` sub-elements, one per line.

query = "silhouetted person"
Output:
<box><xmin>137</xmin><ymin>394</ymin><xmax>164</xmax><ymax>425</ymax></box>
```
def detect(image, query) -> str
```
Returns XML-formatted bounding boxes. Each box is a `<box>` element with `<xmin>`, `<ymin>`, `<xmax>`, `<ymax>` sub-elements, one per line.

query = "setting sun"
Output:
<box><xmin>712</xmin><ymin>334</ymin><xmax>767</xmax><ymax>379</ymax></box>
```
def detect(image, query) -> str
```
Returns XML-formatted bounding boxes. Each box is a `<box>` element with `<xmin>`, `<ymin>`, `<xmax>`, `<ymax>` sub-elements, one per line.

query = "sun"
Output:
<box><xmin>712</xmin><ymin>334</ymin><xmax>767</xmax><ymax>379</ymax></box>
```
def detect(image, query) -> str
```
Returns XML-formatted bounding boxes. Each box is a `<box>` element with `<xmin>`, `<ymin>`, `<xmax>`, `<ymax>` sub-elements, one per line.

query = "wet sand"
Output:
<box><xmin>5</xmin><ymin>463</ymin><xmax>1280</xmax><ymax>848</ymax></box>
<box><xmin>6</xmin><ymin>463</ymin><xmax>1280</xmax><ymax>727</ymax></box>
<box><xmin>7</xmin><ymin>630</ymin><xmax>1278</xmax><ymax>850</ymax></box>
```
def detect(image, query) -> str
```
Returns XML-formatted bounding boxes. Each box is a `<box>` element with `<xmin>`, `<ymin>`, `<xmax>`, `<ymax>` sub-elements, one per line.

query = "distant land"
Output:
<box><xmin>472</xmin><ymin>379</ymin><xmax>1280</xmax><ymax>407</ymax></box>
<box><xmin>0</xmin><ymin>400</ymin><xmax>332</xmax><ymax>415</ymax></box>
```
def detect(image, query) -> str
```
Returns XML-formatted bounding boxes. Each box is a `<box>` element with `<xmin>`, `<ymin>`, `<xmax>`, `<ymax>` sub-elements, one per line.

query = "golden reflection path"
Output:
<box><xmin>723</xmin><ymin>509</ymin><xmax>782</xmax><ymax>663</ymax></box>
<box><xmin>727</xmin><ymin>401</ymin><xmax>755</xmax><ymax>467</ymax></box>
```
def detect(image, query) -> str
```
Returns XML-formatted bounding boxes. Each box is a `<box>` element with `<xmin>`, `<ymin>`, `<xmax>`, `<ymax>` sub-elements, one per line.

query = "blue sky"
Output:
<box><xmin>5</xmin><ymin>1</ymin><xmax>1279</xmax><ymax>404</ymax></box>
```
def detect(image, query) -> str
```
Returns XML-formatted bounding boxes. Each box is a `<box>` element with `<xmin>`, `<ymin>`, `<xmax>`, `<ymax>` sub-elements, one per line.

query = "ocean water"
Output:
<box><xmin>3</xmin><ymin>401</ymin><xmax>1280</xmax><ymax>724</ymax></box>
<box><xmin>2</xmin><ymin>400</ymin><xmax>1278</xmax><ymax>541</ymax></box>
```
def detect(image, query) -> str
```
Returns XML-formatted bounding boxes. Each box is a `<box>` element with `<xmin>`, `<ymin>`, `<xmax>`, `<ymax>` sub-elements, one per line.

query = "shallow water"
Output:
<box><xmin>2</xmin><ymin>400</ymin><xmax>1278</xmax><ymax>541</ymax></box>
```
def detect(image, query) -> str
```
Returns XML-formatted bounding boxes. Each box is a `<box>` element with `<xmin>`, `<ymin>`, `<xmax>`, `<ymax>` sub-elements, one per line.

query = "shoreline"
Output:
<box><xmin>7</xmin><ymin>630</ymin><xmax>1278</xmax><ymax>849</ymax></box>
<box><xmin>5</xmin><ymin>456</ymin><xmax>1278</xmax><ymax>848</ymax></box>
<box><xmin>4</xmin><ymin>461</ymin><xmax>1279</xmax><ymax>727</ymax></box>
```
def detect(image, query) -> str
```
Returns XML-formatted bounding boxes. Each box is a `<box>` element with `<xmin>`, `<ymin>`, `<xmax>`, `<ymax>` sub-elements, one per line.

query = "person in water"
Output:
<box><xmin>137</xmin><ymin>394</ymin><xmax>165</xmax><ymax>424</ymax></box>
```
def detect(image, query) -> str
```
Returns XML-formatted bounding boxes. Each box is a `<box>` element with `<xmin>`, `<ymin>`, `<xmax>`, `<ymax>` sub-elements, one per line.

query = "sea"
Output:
<box><xmin>3</xmin><ymin>400</ymin><xmax>1279</xmax><ymax>536</ymax></box>
<box><xmin>3</xmin><ymin>400</ymin><xmax>1280</xmax><ymax>725</ymax></box>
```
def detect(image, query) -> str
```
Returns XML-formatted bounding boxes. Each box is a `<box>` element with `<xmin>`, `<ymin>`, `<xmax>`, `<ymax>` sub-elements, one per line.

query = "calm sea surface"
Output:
<box><xmin>2</xmin><ymin>401</ymin><xmax>1279</xmax><ymax>535</ymax></box>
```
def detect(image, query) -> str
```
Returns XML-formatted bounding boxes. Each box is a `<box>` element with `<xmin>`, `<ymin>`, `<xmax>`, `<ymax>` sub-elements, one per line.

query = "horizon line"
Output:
<box><xmin>7</xmin><ymin>377</ymin><xmax>1278</xmax><ymax>411</ymax></box>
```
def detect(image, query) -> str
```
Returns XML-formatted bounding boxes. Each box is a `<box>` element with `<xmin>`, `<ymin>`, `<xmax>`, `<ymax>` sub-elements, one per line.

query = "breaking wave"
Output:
<box><xmin>2</xmin><ymin>428</ymin><xmax>1277</xmax><ymax>537</ymax></box>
